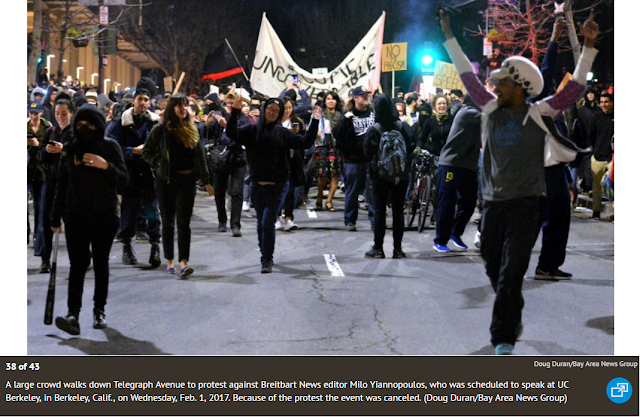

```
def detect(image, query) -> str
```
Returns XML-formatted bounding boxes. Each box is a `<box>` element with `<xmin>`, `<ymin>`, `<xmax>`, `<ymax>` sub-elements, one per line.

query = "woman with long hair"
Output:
<box><xmin>276</xmin><ymin>96</ymin><xmax>307</xmax><ymax>230</ymax></box>
<box><xmin>416</xmin><ymin>93</ymin><xmax>453</xmax><ymax>156</ymax></box>
<box><xmin>313</xmin><ymin>91</ymin><xmax>343</xmax><ymax>212</ymax></box>
<box><xmin>142</xmin><ymin>95</ymin><xmax>214</xmax><ymax>278</ymax></box>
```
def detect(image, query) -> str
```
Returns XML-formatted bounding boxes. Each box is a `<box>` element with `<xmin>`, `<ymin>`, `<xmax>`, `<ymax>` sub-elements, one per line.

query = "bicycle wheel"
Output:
<box><xmin>417</xmin><ymin>174</ymin><xmax>433</xmax><ymax>233</ymax></box>
<box><xmin>404</xmin><ymin>175</ymin><xmax>419</xmax><ymax>228</ymax></box>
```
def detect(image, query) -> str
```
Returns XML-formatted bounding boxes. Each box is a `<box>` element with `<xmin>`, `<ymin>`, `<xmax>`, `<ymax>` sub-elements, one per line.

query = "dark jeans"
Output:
<box><xmin>280</xmin><ymin>184</ymin><xmax>297</xmax><ymax>220</ymax></box>
<box><xmin>536</xmin><ymin>165</ymin><xmax>571</xmax><ymax>271</ymax></box>
<box><xmin>371</xmin><ymin>177</ymin><xmax>408</xmax><ymax>250</ymax></box>
<box><xmin>481</xmin><ymin>197</ymin><xmax>539</xmax><ymax>347</ymax></box>
<box><xmin>251</xmin><ymin>182</ymin><xmax>289</xmax><ymax>263</ymax></box>
<box><xmin>155</xmin><ymin>173</ymin><xmax>197</xmax><ymax>262</ymax></box>
<box><xmin>435</xmin><ymin>165</ymin><xmax>478</xmax><ymax>245</ymax></box>
<box><xmin>118</xmin><ymin>181</ymin><xmax>160</xmax><ymax>245</ymax></box>
<box><xmin>64</xmin><ymin>214</ymin><xmax>119</xmax><ymax>316</ymax></box>
<box><xmin>36</xmin><ymin>179</ymin><xmax>56</xmax><ymax>261</ymax></box>
<box><xmin>343</xmin><ymin>162</ymin><xmax>375</xmax><ymax>226</ymax></box>
<box><xmin>214</xmin><ymin>165</ymin><xmax>246</xmax><ymax>228</ymax></box>
<box><xmin>28</xmin><ymin>180</ymin><xmax>43</xmax><ymax>250</ymax></box>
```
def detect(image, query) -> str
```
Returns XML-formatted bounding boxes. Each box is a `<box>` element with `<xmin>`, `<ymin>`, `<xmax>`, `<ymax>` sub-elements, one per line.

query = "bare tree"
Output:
<box><xmin>28</xmin><ymin>0</ymin><xmax>44</xmax><ymax>87</ymax></box>
<box><xmin>468</xmin><ymin>0</ymin><xmax>612</xmax><ymax>66</ymax></box>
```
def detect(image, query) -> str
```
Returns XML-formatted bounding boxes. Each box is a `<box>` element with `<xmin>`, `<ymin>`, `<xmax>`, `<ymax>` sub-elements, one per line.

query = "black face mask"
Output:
<box><xmin>75</xmin><ymin>124</ymin><xmax>102</xmax><ymax>142</ymax></box>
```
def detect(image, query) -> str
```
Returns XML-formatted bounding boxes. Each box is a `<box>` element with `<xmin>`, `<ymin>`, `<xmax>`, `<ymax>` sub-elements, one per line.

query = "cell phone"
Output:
<box><xmin>292</xmin><ymin>122</ymin><xmax>300</xmax><ymax>128</ymax></box>
<box><xmin>27</xmin><ymin>133</ymin><xmax>35</xmax><ymax>138</ymax></box>
<box><xmin>292</xmin><ymin>75</ymin><xmax>298</xmax><ymax>84</ymax></box>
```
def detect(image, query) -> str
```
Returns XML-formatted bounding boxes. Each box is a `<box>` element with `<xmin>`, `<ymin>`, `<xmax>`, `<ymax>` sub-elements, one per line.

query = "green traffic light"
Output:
<box><xmin>421</xmin><ymin>55</ymin><xmax>434</xmax><ymax>67</ymax></box>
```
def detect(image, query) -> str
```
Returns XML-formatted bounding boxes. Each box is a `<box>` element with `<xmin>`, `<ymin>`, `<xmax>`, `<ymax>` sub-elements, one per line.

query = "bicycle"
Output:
<box><xmin>404</xmin><ymin>149</ymin><xmax>438</xmax><ymax>232</ymax></box>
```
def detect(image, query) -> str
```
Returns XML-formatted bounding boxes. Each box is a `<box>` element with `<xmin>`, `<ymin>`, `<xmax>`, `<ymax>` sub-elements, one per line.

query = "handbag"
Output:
<box><xmin>209</xmin><ymin>142</ymin><xmax>245</xmax><ymax>174</ymax></box>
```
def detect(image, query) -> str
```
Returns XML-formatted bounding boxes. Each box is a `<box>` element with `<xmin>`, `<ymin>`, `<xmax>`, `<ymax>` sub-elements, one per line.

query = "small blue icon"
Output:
<box><xmin>607</xmin><ymin>377</ymin><xmax>633</xmax><ymax>404</ymax></box>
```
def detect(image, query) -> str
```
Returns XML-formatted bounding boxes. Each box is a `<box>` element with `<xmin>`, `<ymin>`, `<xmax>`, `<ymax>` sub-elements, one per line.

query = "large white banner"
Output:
<box><xmin>250</xmin><ymin>13</ymin><xmax>385</xmax><ymax>100</ymax></box>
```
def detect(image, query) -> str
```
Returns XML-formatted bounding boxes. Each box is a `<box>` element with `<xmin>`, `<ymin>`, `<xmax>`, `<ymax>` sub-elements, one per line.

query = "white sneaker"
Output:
<box><xmin>474</xmin><ymin>231</ymin><xmax>481</xmax><ymax>249</ymax></box>
<box><xmin>242</xmin><ymin>201</ymin><xmax>251</xmax><ymax>211</ymax></box>
<box><xmin>284</xmin><ymin>219</ymin><xmax>297</xmax><ymax>231</ymax></box>
<box><xmin>275</xmin><ymin>216</ymin><xmax>285</xmax><ymax>230</ymax></box>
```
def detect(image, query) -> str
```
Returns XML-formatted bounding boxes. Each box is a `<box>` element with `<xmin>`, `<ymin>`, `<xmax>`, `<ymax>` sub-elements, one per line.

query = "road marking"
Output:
<box><xmin>324</xmin><ymin>254</ymin><xmax>344</xmax><ymax>277</ymax></box>
<box><xmin>307</xmin><ymin>209</ymin><xmax>318</xmax><ymax>219</ymax></box>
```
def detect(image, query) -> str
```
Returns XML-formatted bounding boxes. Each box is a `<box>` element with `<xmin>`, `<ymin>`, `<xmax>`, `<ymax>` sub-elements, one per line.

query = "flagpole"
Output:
<box><xmin>225</xmin><ymin>38</ymin><xmax>249</xmax><ymax>81</ymax></box>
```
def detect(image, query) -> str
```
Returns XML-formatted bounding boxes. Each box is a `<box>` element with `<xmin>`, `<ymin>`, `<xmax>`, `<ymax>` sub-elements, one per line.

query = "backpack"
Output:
<box><xmin>111</xmin><ymin>97</ymin><xmax>133</xmax><ymax>121</ymax></box>
<box><xmin>374</xmin><ymin>121</ymin><xmax>406</xmax><ymax>184</ymax></box>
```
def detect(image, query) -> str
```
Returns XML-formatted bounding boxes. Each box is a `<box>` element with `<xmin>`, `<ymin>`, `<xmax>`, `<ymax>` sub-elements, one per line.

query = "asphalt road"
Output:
<box><xmin>26</xmin><ymin>188</ymin><xmax>614</xmax><ymax>355</ymax></box>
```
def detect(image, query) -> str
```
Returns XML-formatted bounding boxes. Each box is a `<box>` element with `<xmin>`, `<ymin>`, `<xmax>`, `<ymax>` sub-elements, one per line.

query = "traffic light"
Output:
<box><xmin>417</xmin><ymin>43</ymin><xmax>438</xmax><ymax>70</ymax></box>
<box><xmin>421</xmin><ymin>54</ymin><xmax>434</xmax><ymax>67</ymax></box>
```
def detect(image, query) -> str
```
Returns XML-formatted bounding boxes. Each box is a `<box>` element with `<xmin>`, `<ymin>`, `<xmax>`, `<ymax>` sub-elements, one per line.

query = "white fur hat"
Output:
<box><xmin>490</xmin><ymin>56</ymin><xmax>544</xmax><ymax>98</ymax></box>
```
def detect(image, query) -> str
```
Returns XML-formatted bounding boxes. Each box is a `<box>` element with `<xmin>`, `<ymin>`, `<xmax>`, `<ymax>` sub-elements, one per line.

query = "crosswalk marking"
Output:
<box><xmin>324</xmin><ymin>254</ymin><xmax>344</xmax><ymax>277</ymax></box>
<box><xmin>306</xmin><ymin>209</ymin><xmax>318</xmax><ymax>219</ymax></box>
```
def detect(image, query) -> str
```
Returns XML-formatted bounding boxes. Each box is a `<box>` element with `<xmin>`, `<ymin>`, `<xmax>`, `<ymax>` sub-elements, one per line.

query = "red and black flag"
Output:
<box><xmin>201</xmin><ymin>41</ymin><xmax>244</xmax><ymax>83</ymax></box>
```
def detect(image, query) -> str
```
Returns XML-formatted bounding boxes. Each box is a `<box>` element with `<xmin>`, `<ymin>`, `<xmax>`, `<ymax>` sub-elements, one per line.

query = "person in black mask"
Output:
<box><xmin>226</xmin><ymin>95</ymin><xmax>322</xmax><ymax>273</ymax></box>
<box><xmin>51</xmin><ymin>104</ymin><xmax>128</xmax><ymax>335</ymax></box>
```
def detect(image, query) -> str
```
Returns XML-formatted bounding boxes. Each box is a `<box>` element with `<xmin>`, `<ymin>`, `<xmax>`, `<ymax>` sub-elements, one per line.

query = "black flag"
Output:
<box><xmin>201</xmin><ymin>42</ymin><xmax>244</xmax><ymax>83</ymax></box>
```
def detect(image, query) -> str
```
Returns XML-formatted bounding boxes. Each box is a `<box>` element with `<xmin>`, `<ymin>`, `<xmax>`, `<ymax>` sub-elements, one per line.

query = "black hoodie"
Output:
<box><xmin>363</xmin><ymin>94</ymin><xmax>414</xmax><ymax>169</ymax></box>
<box><xmin>51</xmin><ymin>105</ymin><xmax>128</xmax><ymax>227</ymax></box>
<box><xmin>226</xmin><ymin>98</ymin><xmax>319</xmax><ymax>184</ymax></box>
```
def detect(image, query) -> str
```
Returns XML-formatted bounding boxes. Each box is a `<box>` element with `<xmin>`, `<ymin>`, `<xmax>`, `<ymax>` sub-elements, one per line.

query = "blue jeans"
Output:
<box><xmin>343</xmin><ymin>162</ymin><xmax>374</xmax><ymax>226</ymax></box>
<box><xmin>251</xmin><ymin>182</ymin><xmax>289</xmax><ymax>263</ymax></box>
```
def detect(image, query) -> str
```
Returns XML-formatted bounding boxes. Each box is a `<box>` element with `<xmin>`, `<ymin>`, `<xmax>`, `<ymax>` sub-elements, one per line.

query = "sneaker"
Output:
<box><xmin>55</xmin><ymin>314</ymin><xmax>80</xmax><ymax>336</ymax></box>
<box><xmin>93</xmin><ymin>310</ymin><xmax>107</xmax><ymax>329</ymax></box>
<box><xmin>495</xmin><ymin>343</ymin><xmax>514</xmax><ymax>355</ymax></box>
<box><xmin>149</xmin><ymin>243</ymin><xmax>161</xmax><ymax>268</ymax></box>
<box><xmin>231</xmin><ymin>226</ymin><xmax>242</xmax><ymax>237</ymax></box>
<box><xmin>550</xmin><ymin>268</ymin><xmax>573</xmax><ymax>280</ymax></box>
<box><xmin>275</xmin><ymin>217</ymin><xmax>285</xmax><ymax>230</ymax></box>
<box><xmin>474</xmin><ymin>231</ymin><xmax>481</xmax><ymax>249</ymax></box>
<box><xmin>283</xmin><ymin>219</ymin><xmax>297</xmax><ymax>231</ymax></box>
<box><xmin>346</xmin><ymin>223</ymin><xmax>356</xmax><ymax>231</ymax></box>
<box><xmin>392</xmin><ymin>248</ymin><xmax>407</xmax><ymax>259</ymax></box>
<box><xmin>218</xmin><ymin>224</ymin><xmax>227</xmax><ymax>233</ymax></box>
<box><xmin>242</xmin><ymin>201</ymin><xmax>251</xmax><ymax>211</ymax></box>
<box><xmin>433</xmin><ymin>243</ymin><xmax>450</xmax><ymax>253</ymax></box>
<box><xmin>365</xmin><ymin>247</ymin><xmax>385</xmax><ymax>258</ymax></box>
<box><xmin>534</xmin><ymin>268</ymin><xmax>572</xmax><ymax>281</ymax></box>
<box><xmin>179</xmin><ymin>266</ymin><xmax>194</xmax><ymax>279</ymax></box>
<box><xmin>135</xmin><ymin>231</ymin><xmax>149</xmax><ymax>243</ymax></box>
<box><xmin>39</xmin><ymin>260</ymin><xmax>51</xmax><ymax>274</ymax></box>
<box><xmin>122</xmin><ymin>243</ymin><xmax>138</xmax><ymax>265</ymax></box>
<box><xmin>261</xmin><ymin>260</ymin><xmax>274</xmax><ymax>274</ymax></box>
<box><xmin>166</xmin><ymin>267</ymin><xmax>176</xmax><ymax>274</ymax></box>
<box><xmin>450</xmin><ymin>236</ymin><xmax>468</xmax><ymax>250</ymax></box>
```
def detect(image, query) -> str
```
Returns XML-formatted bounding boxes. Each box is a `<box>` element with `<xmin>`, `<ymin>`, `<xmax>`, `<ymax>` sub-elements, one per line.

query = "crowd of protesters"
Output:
<box><xmin>27</xmin><ymin>11</ymin><xmax>612</xmax><ymax>347</ymax></box>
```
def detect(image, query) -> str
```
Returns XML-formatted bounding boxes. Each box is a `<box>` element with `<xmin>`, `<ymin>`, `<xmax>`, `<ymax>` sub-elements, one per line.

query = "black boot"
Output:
<box><xmin>55</xmin><ymin>313</ymin><xmax>80</xmax><ymax>335</ymax></box>
<box><xmin>149</xmin><ymin>243</ymin><xmax>161</xmax><ymax>268</ymax></box>
<box><xmin>93</xmin><ymin>309</ymin><xmax>107</xmax><ymax>329</ymax></box>
<box><xmin>122</xmin><ymin>243</ymin><xmax>138</xmax><ymax>265</ymax></box>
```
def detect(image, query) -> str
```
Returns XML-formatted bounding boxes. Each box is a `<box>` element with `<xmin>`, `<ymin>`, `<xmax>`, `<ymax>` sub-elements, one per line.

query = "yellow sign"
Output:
<box><xmin>432</xmin><ymin>61</ymin><xmax>466</xmax><ymax>93</ymax></box>
<box><xmin>381</xmin><ymin>43</ymin><xmax>407</xmax><ymax>73</ymax></box>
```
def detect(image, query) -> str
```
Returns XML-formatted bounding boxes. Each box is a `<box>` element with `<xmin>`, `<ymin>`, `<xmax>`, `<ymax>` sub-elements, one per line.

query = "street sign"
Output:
<box><xmin>312</xmin><ymin>67</ymin><xmax>328</xmax><ymax>76</ymax></box>
<box><xmin>483</xmin><ymin>37</ymin><xmax>493</xmax><ymax>56</ymax></box>
<box><xmin>100</xmin><ymin>5</ymin><xmax>109</xmax><ymax>25</ymax></box>
<box><xmin>381</xmin><ymin>42</ymin><xmax>407</xmax><ymax>73</ymax></box>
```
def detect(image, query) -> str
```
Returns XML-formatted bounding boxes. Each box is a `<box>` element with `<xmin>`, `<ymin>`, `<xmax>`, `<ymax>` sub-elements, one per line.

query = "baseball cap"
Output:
<box><xmin>490</xmin><ymin>56</ymin><xmax>543</xmax><ymax>98</ymax></box>
<box><xmin>351</xmin><ymin>86</ymin><xmax>371</xmax><ymax>97</ymax></box>
<box><xmin>28</xmin><ymin>101</ymin><xmax>43</xmax><ymax>113</ymax></box>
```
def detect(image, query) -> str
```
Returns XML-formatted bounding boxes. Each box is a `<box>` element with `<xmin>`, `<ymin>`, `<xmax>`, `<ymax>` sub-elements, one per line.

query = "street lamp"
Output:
<box><xmin>76</xmin><ymin>66</ymin><xmax>84</xmax><ymax>81</ymax></box>
<box><xmin>91</xmin><ymin>73</ymin><xmax>98</xmax><ymax>86</ymax></box>
<box><xmin>104</xmin><ymin>78</ymin><xmax>111</xmax><ymax>93</ymax></box>
<box><xmin>46</xmin><ymin>55</ymin><xmax>55</xmax><ymax>80</ymax></box>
